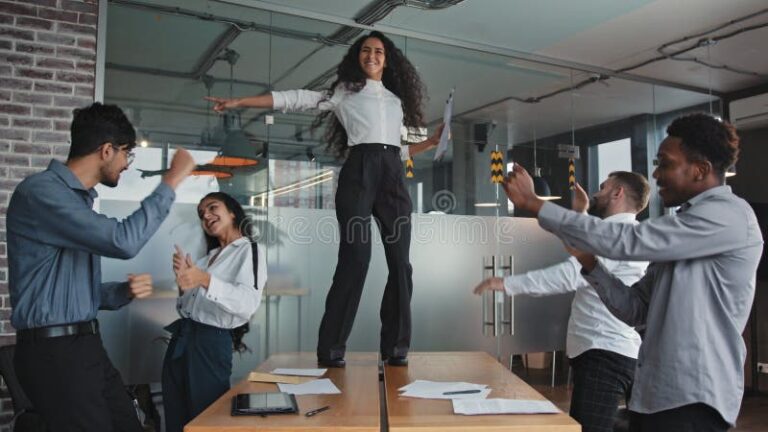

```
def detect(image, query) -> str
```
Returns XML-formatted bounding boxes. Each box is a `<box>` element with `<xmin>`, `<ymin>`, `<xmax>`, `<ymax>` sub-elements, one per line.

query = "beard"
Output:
<box><xmin>587</xmin><ymin>198</ymin><xmax>606</xmax><ymax>218</ymax></box>
<box><xmin>101</xmin><ymin>178</ymin><xmax>118</xmax><ymax>188</ymax></box>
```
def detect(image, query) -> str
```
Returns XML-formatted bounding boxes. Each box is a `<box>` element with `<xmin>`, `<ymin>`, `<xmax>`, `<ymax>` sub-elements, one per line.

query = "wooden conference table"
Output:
<box><xmin>184</xmin><ymin>351</ymin><xmax>580</xmax><ymax>432</ymax></box>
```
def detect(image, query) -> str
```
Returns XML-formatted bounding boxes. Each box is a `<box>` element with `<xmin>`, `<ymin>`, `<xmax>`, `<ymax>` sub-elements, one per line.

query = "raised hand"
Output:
<box><xmin>172</xmin><ymin>244</ymin><xmax>190</xmax><ymax>274</ymax></box>
<box><xmin>572</xmin><ymin>182</ymin><xmax>590</xmax><ymax>214</ymax></box>
<box><xmin>502</xmin><ymin>163</ymin><xmax>543</xmax><ymax>214</ymax></box>
<box><xmin>428</xmin><ymin>123</ymin><xmax>446</xmax><ymax>148</ymax></box>
<box><xmin>127</xmin><ymin>273</ymin><xmax>153</xmax><ymax>299</ymax></box>
<box><xmin>162</xmin><ymin>148</ymin><xmax>195</xmax><ymax>189</ymax></box>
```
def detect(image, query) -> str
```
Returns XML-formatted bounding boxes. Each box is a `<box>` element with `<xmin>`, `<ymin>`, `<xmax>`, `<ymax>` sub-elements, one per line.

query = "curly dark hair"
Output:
<box><xmin>69</xmin><ymin>102</ymin><xmax>136</xmax><ymax>159</ymax></box>
<box><xmin>198</xmin><ymin>192</ymin><xmax>257</xmax><ymax>353</ymax></box>
<box><xmin>666</xmin><ymin>113</ymin><xmax>740</xmax><ymax>176</ymax></box>
<box><xmin>311</xmin><ymin>31</ymin><xmax>426</xmax><ymax>159</ymax></box>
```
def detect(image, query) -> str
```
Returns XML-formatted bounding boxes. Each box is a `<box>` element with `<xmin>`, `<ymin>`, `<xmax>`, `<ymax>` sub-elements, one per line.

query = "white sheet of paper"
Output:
<box><xmin>434</xmin><ymin>88</ymin><xmax>454</xmax><ymax>161</ymax></box>
<box><xmin>270</xmin><ymin>368</ymin><xmax>327</xmax><ymax>377</ymax></box>
<box><xmin>452</xmin><ymin>399</ymin><xmax>561</xmax><ymax>415</ymax></box>
<box><xmin>277</xmin><ymin>378</ymin><xmax>341</xmax><ymax>395</ymax></box>
<box><xmin>398</xmin><ymin>379</ymin><xmax>487</xmax><ymax>392</ymax></box>
<box><xmin>401</xmin><ymin>388</ymin><xmax>491</xmax><ymax>400</ymax></box>
<box><xmin>398</xmin><ymin>380</ymin><xmax>489</xmax><ymax>400</ymax></box>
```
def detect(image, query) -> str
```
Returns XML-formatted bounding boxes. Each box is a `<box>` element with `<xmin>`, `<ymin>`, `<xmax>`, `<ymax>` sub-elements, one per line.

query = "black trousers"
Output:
<box><xmin>317</xmin><ymin>144</ymin><xmax>414</xmax><ymax>360</ymax></box>
<box><xmin>569</xmin><ymin>349</ymin><xmax>636</xmax><ymax>432</ymax></box>
<box><xmin>14</xmin><ymin>332</ymin><xmax>143</xmax><ymax>432</ymax></box>
<box><xmin>162</xmin><ymin>319</ymin><xmax>233</xmax><ymax>432</ymax></box>
<box><xmin>629</xmin><ymin>403</ymin><xmax>730</xmax><ymax>432</ymax></box>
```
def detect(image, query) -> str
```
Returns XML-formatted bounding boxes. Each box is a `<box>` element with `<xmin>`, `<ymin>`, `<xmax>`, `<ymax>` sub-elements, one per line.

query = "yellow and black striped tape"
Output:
<box><xmin>405</xmin><ymin>158</ymin><xmax>414</xmax><ymax>178</ymax></box>
<box><xmin>568</xmin><ymin>159</ymin><xmax>576</xmax><ymax>190</ymax></box>
<box><xmin>490</xmin><ymin>150</ymin><xmax>504</xmax><ymax>183</ymax></box>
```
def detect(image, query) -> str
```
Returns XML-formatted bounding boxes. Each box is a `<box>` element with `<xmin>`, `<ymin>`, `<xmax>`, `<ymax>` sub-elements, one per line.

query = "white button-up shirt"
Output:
<box><xmin>177</xmin><ymin>237</ymin><xmax>266</xmax><ymax>329</ymax></box>
<box><xmin>271</xmin><ymin>79</ymin><xmax>410</xmax><ymax>160</ymax></box>
<box><xmin>504</xmin><ymin>213</ymin><xmax>646</xmax><ymax>360</ymax></box>
<box><xmin>539</xmin><ymin>186</ymin><xmax>764</xmax><ymax>425</ymax></box>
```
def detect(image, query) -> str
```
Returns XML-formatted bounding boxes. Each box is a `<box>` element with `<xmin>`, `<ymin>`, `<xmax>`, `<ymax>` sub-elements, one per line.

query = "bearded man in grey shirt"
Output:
<box><xmin>502</xmin><ymin>113</ymin><xmax>763</xmax><ymax>432</ymax></box>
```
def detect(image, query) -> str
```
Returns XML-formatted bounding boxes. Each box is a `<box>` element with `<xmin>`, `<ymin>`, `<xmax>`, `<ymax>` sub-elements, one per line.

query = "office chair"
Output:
<box><xmin>0</xmin><ymin>344</ymin><xmax>47</xmax><ymax>432</ymax></box>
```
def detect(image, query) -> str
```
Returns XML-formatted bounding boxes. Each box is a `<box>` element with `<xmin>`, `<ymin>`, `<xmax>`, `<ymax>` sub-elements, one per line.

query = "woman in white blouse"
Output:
<box><xmin>162</xmin><ymin>192</ymin><xmax>266</xmax><ymax>432</ymax></box>
<box><xmin>207</xmin><ymin>31</ymin><xmax>441</xmax><ymax>368</ymax></box>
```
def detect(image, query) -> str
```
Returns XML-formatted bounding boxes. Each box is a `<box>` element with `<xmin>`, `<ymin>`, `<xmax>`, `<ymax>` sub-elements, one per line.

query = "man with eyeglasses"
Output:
<box><xmin>7</xmin><ymin>102</ymin><xmax>195</xmax><ymax>431</ymax></box>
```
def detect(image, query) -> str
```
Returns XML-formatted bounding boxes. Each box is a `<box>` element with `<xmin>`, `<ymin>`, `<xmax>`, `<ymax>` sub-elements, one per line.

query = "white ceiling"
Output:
<box><xmin>104</xmin><ymin>0</ymin><xmax>768</xmax><ymax>161</ymax></box>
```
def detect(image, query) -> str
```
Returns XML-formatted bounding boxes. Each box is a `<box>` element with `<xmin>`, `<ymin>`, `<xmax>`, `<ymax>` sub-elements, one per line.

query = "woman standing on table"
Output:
<box><xmin>162</xmin><ymin>192</ymin><xmax>267</xmax><ymax>432</ymax></box>
<box><xmin>207</xmin><ymin>31</ymin><xmax>442</xmax><ymax>368</ymax></box>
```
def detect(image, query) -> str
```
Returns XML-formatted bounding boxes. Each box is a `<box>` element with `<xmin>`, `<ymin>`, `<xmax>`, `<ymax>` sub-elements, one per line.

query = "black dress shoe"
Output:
<box><xmin>317</xmin><ymin>358</ymin><xmax>346</xmax><ymax>368</ymax></box>
<box><xmin>386</xmin><ymin>356</ymin><xmax>408</xmax><ymax>367</ymax></box>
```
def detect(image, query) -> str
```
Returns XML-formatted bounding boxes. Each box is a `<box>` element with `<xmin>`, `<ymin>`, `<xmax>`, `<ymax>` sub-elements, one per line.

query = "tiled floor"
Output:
<box><xmin>515</xmin><ymin>363</ymin><xmax>768</xmax><ymax>432</ymax></box>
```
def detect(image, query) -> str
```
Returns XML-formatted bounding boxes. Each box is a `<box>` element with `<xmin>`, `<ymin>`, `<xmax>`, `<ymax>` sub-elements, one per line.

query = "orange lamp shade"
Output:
<box><xmin>210</xmin><ymin>155</ymin><xmax>259</xmax><ymax>167</ymax></box>
<box><xmin>191</xmin><ymin>169</ymin><xmax>233</xmax><ymax>179</ymax></box>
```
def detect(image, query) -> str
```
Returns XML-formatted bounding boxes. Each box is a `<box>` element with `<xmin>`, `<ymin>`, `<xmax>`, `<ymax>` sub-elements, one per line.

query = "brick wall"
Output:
<box><xmin>0</xmin><ymin>0</ymin><xmax>98</xmax><ymax>427</ymax></box>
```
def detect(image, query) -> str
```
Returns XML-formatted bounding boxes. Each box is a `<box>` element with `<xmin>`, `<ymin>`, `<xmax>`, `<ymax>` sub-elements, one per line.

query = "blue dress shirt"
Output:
<box><xmin>538</xmin><ymin>186</ymin><xmax>763</xmax><ymax>425</ymax></box>
<box><xmin>7</xmin><ymin>160</ymin><xmax>175</xmax><ymax>330</ymax></box>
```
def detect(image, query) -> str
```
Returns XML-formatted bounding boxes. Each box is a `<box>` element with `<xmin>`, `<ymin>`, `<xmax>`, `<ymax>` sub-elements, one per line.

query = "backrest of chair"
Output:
<box><xmin>0</xmin><ymin>344</ymin><xmax>33</xmax><ymax>414</ymax></box>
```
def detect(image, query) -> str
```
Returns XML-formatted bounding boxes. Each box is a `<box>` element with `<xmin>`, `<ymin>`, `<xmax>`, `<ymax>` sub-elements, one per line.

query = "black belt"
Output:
<box><xmin>350</xmin><ymin>143</ymin><xmax>400</xmax><ymax>153</ymax></box>
<box><xmin>17</xmin><ymin>320</ymin><xmax>99</xmax><ymax>342</ymax></box>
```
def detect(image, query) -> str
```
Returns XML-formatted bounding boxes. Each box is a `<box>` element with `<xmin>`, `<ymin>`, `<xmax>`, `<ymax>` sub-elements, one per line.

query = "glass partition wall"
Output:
<box><xmin>98</xmin><ymin>0</ymin><xmax>722</xmax><ymax>385</ymax></box>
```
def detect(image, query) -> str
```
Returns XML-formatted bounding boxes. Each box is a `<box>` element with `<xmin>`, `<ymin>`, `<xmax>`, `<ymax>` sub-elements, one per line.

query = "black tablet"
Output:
<box><xmin>231</xmin><ymin>392</ymin><xmax>299</xmax><ymax>416</ymax></box>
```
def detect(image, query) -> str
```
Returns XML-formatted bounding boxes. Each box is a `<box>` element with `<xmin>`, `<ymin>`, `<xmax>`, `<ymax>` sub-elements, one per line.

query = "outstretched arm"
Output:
<box><xmin>205</xmin><ymin>94</ymin><xmax>274</xmax><ymax>112</ymax></box>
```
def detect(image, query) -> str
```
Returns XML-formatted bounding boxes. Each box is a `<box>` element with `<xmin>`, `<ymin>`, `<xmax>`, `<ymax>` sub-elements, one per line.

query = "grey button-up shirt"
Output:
<box><xmin>538</xmin><ymin>186</ymin><xmax>763</xmax><ymax>425</ymax></box>
<box><xmin>8</xmin><ymin>160</ymin><xmax>175</xmax><ymax>330</ymax></box>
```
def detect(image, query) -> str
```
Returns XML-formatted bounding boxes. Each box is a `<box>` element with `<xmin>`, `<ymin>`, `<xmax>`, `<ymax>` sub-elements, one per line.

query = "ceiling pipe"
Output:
<box><xmin>190</xmin><ymin>26</ymin><xmax>242</xmax><ymax>80</ymax></box>
<box><xmin>106</xmin><ymin>63</ymin><xmax>270</xmax><ymax>89</ymax></box>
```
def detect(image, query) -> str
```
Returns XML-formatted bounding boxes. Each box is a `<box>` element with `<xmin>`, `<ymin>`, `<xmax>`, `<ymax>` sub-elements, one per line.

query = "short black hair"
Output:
<box><xmin>68</xmin><ymin>103</ymin><xmax>136</xmax><ymax>160</ymax></box>
<box><xmin>666</xmin><ymin>113</ymin><xmax>739</xmax><ymax>176</ymax></box>
<box><xmin>609</xmin><ymin>171</ymin><xmax>650</xmax><ymax>212</ymax></box>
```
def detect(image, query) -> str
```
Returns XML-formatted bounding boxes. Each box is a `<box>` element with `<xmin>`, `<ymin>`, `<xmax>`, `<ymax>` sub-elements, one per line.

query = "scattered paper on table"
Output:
<box><xmin>399</xmin><ymin>380</ymin><xmax>487</xmax><ymax>392</ymax></box>
<box><xmin>402</xmin><ymin>388</ymin><xmax>491</xmax><ymax>400</ymax></box>
<box><xmin>452</xmin><ymin>399</ymin><xmax>561</xmax><ymax>415</ymax></box>
<box><xmin>247</xmin><ymin>372</ymin><xmax>313</xmax><ymax>384</ymax></box>
<box><xmin>277</xmin><ymin>378</ymin><xmax>341</xmax><ymax>395</ymax></box>
<box><xmin>270</xmin><ymin>368</ymin><xmax>327</xmax><ymax>377</ymax></box>
<box><xmin>398</xmin><ymin>380</ymin><xmax>489</xmax><ymax>400</ymax></box>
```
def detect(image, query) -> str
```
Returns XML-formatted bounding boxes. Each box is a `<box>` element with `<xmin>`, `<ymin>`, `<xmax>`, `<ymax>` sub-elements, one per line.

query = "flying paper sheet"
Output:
<box><xmin>434</xmin><ymin>88</ymin><xmax>454</xmax><ymax>161</ymax></box>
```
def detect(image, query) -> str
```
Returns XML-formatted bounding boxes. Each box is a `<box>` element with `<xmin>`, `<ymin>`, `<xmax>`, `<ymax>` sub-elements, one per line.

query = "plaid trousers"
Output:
<box><xmin>569</xmin><ymin>349</ymin><xmax>636</xmax><ymax>432</ymax></box>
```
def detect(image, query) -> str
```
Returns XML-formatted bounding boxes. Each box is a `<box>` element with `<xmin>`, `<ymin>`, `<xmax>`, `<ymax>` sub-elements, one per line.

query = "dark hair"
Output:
<box><xmin>198</xmin><ymin>192</ymin><xmax>252</xmax><ymax>252</ymax></box>
<box><xmin>609</xmin><ymin>171</ymin><xmax>650</xmax><ymax>212</ymax></box>
<box><xmin>666</xmin><ymin>113</ymin><xmax>739</xmax><ymax>176</ymax></box>
<box><xmin>68</xmin><ymin>102</ymin><xmax>136</xmax><ymax>159</ymax></box>
<box><xmin>311</xmin><ymin>31</ymin><xmax>426</xmax><ymax>159</ymax></box>
<box><xmin>198</xmin><ymin>192</ymin><xmax>255</xmax><ymax>353</ymax></box>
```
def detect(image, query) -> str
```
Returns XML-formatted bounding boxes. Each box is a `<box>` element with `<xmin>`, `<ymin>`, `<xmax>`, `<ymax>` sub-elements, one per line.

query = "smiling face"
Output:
<box><xmin>197</xmin><ymin>197</ymin><xmax>236</xmax><ymax>239</ymax></box>
<box><xmin>100</xmin><ymin>143</ymin><xmax>133</xmax><ymax>188</ymax></box>
<box><xmin>653</xmin><ymin>136</ymin><xmax>701</xmax><ymax>208</ymax></box>
<box><xmin>358</xmin><ymin>37</ymin><xmax>386</xmax><ymax>80</ymax></box>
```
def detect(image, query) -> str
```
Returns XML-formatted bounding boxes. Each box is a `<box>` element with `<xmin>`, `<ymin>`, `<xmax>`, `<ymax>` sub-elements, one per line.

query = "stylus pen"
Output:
<box><xmin>443</xmin><ymin>389</ymin><xmax>482</xmax><ymax>395</ymax></box>
<box><xmin>305</xmin><ymin>405</ymin><xmax>331</xmax><ymax>417</ymax></box>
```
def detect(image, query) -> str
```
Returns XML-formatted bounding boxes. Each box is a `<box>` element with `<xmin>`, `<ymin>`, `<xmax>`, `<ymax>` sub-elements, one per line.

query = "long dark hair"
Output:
<box><xmin>311</xmin><ymin>31</ymin><xmax>426</xmax><ymax>159</ymax></box>
<box><xmin>198</xmin><ymin>192</ymin><xmax>256</xmax><ymax>353</ymax></box>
